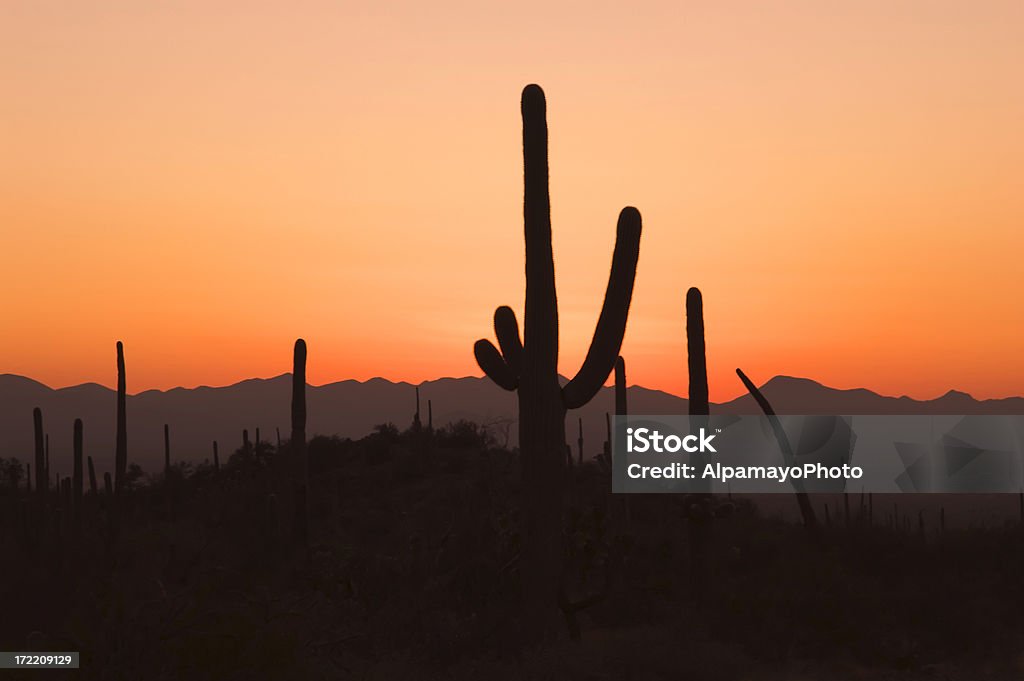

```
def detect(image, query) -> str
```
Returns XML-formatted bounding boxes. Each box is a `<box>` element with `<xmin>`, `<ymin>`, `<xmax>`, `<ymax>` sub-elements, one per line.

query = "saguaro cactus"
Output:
<box><xmin>291</xmin><ymin>339</ymin><xmax>308</xmax><ymax>546</ymax></box>
<box><xmin>473</xmin><ymin>84</ymin><xmax>642</xmax><ymax>624</ymax></box>
<box><xmin>213</xmin><ymin>441</ymin><xmax>220</xmax><ymax>471</ymax></box>
<box><xmin>686</xmin><ymin>288</ymin><xmax>712</xmax><ymax>595</ymax></box>
<box><xmin>73</xmin><ymin>419</ymin><xmax>83</xmax><ymax>529</ymax></box>
<box><xmin>33</xmin><ymin>408</ymin><xmax>45</xmax><ymax>506</ymax></box>
<box><xmin>164</xmin><ymin>424</ymin><xmax>171</xmax><ymax>475</ymax></box>
<box><xmin>114</xmin><ymin>341</ymin><xmax>127</xmax><ymax>496</ymax></box>
<box><xmin>413</xmin><ymin>386</ymin><xmax>422</xmax><ymax>431</ymax></box>
<box><xmin>736</xmin><ymin>368</ymin><xmax>819</xmax><ymax>540</ymax></box>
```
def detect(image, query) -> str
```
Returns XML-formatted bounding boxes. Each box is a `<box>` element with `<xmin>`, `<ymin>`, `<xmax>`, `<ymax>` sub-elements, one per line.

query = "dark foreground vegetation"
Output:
<box><xmin>3</xmin><ymin>422</ymin><xmax>1024</xmax><ymax>680</ymax></box>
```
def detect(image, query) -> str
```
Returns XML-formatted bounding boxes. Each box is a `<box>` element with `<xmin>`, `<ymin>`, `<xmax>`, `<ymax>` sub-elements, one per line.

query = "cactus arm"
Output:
<box><xmin>474</xmin><ymin>339</ymin><xmax>518</xmax><ymax>391</ymax></box>
<box><xmin>614</xmin><ymin>356</ymin><xmax>628</xmax><ymax>417</ymax></box>
<box><xmin>493</xmin><ymin>306</ymin><xmax>523</xmax><ymax>379</ymax></box>
<box><xmin>562</xmin><ymin>208</ymin><xmax>642</xmax><ymax>409</ymax></box>
<box><xmin>735</xmin><ymin>368</ymin><xmax>794</xmax><ymax>461</ymax></box>
<box><xmin>521</xmin><ymin>84</ymin><xmax>558</xmax><ymax>376</ymax></box>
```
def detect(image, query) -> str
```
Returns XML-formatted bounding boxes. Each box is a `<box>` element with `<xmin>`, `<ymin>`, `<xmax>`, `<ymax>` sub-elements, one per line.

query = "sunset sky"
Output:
<box><xmin>2</xmin><ymin>1</ymin><xmax>1023</xmax><ymax>402</ymax></box>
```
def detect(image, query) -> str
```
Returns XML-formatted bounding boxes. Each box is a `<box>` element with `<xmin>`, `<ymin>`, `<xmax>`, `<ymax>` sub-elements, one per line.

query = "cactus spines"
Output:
<box><xmin>33</xmin><ymin>408</ymin><xmax>45</xmax><ymax>506</ymax></box>
<box><xmin>114</xmin><ymin>341</ymin><xmax>127</xmax><ymax>496</ymax></box>
<box><xmin>473</xmin><ymin>85</ymin><xmax>642</xmax><ymax>623</ymax></box>
<box><xmin>164</xmin><ymin>424</ymin><xmax>171</xmax><ymax>476</ymax></box>
<box><xmin>73</xmin><ymin>419</ymin><xmax>83</xmax><ymax>529</ymax></box>
<box><xmin>291</xmin><ymin>338</ymin><xmax>308</xmax><ymax>546</ymax></box>
<box><xmin>213</xmin><ymin>441</ymin><xmax>220</xmax><ymax>471</ymax></box>
<box><xmin>735</xmin><ymin>368</ymin><xmax>819</xmax><ymax>540</ymax></box>
<box><xmin>87</xmin><ymin>456</ymin><xmax>97</xmax><ymax>495</ymax></box>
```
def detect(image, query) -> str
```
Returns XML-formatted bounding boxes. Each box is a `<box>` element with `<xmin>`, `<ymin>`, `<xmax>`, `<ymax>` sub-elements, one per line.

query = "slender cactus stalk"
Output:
<box><xmin>114</xmin><ymin>341</ymin><xmax>127</xmax><ymax>496</ymax></box>
<box><xmin>413</xmin><ymin>386</ymin><xmax>422</xmax><ymax>430</ymax></box>
<box><xmin>291</xmin><ymin>339</ymin><xmax>308</xmax><ymax>547</ymax></box>
<box><xmin>213</xmin><ymin>441</ymin><xmax>220</xmax><ymax>471</ymax></box>
<box><xmin>736</xmin><ymin>368</ymin><xmax>820</xmax><ymax>541</ymax></box>
<box><xmin>33</xmin><ymin>408</ymin><xmax>45</xmax><ymax>507</ymax></box>
<box><xmin>164</xmin><ymin>424</ymin><xmax>171</xmax><ymax>476</ymax></box>
<box><xmin>73</xmin><ymin>419</ymin><xmax>83</xmax><ymax>532</ymax></box>
<box><xmin>577</xmin><ymin>417</ymin><xmax>584</xmax><ymax>466</ymax></box>
<box><xmin>686</xmin><ymin>288</ymin><xmax>712</xmax><ymax>599</ymax></box>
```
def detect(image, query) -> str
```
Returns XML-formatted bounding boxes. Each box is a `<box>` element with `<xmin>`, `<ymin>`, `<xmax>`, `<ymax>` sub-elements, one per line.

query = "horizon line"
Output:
<box><xmin>1</xmin><ymin>371</ymin><xmax>1017</xmax><ymax>405</ymax></box>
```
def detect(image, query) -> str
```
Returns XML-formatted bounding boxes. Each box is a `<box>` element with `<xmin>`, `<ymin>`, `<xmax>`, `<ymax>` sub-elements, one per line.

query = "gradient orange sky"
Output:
<box><xmin>2</xmin><ymin>1</ymin><xmax>1023</xmax><ymax>401</ymax></box>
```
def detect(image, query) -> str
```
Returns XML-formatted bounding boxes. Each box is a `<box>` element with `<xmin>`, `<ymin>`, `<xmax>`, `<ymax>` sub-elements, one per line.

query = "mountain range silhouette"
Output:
<box><xmin>2</xmin><ymin>372</ymin><xmax>1021</xmax><ymax>481</ymax></box>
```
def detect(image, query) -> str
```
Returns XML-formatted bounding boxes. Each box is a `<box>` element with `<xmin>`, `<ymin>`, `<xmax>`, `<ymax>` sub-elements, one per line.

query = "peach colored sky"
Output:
<box><xmin>2</xmin><ymin>1</ymin><xmax>1023</xmax><ymax>402</ymax></box>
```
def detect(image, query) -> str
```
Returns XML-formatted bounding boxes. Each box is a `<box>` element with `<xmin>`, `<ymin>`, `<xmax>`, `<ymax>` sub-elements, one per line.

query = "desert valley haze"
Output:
<box><xmin>4</xmin><ymin>371</ymin><xmax>1021</xmax><ymax>480</ymax></box>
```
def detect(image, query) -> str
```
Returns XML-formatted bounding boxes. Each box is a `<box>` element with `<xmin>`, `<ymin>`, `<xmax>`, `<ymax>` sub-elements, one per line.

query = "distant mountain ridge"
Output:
<box><xmin>2</xmin><ymin>372</ymin><xmax>1022</xmax><ymax>482</ymax></box>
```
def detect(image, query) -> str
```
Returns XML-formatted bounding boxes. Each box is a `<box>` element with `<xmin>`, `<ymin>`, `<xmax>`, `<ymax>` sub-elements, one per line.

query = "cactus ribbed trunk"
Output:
<box><xmin>114</xmin><ymin>341</ymin><xmax>127</xmax><ymax>496</ymax></box>
<box><xmin>291</xmin><ymin>339</ymin><xmax>308</xmax><ymax>546</ymax></box>
<box><xmin>473</xmin><ymin>85</ymin><xmax>642</xmax><ymax>634</ymax></box>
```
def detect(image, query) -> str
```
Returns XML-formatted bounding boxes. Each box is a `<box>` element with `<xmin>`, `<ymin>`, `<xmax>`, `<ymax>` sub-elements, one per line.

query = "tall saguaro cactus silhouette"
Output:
<box><xmin>473</xmin><ymin>84</ymin><xmax>642</xmax><ymax>623</ymax></box>
<box><xmin>114</xmin><ymin>341</ymin><xmax>127</xmax><ymax>496</ymax></box>
<box><xmin>291</xmin><ymin>339</ymin><xmax>308</xmax><ymax>546</ymax></box>
<box><xmin>686</xmin><ymin>288</ymin><xmax>712</xmax><ymax>594</ymax></box>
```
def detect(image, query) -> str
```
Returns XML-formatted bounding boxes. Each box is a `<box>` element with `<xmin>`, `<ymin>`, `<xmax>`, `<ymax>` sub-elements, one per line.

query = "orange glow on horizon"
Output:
<box><xmin>2</xmin><ymin>1</ymin><xmax>1023</xmax><ymax>402</ymax></box>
